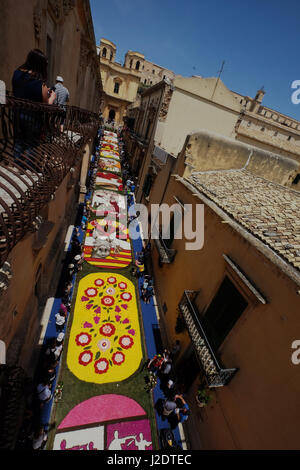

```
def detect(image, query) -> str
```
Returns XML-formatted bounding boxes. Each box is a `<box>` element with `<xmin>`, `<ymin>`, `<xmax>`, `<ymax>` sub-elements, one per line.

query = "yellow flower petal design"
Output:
<box><xmin>67</xmin><ymin>273</ymin><xmax>142</xmax><ymax>384</ymax></box>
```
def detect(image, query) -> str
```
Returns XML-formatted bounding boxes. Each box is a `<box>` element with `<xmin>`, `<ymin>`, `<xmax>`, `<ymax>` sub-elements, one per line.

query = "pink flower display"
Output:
<box><xmin>97</xmin><ymin>338</ymin><xmax>111</xmax><ymax>352</ymax></box>
<box><xmin>106</xmin><ymin>287</ymin><xmax>115</xmax><ymax>296</ymax></box>
<box><xmin>94</xmin><ymin>279</ymin><xmax>104</xmax><ymax>287</ymax></box>
<box><xmin>107</xmin><ymin>276</ymin><xmax>117</xmax><ymax>285</ymax></box>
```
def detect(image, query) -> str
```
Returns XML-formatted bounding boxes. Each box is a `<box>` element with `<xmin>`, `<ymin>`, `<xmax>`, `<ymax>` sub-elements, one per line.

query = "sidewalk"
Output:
<box><xmin>130</xmin><ymin>211</ymin><xmax>187</xmax><ymax>450</ymax></box>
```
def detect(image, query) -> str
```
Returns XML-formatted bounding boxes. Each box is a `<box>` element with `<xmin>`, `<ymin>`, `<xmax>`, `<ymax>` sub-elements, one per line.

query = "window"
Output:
<box><xmin>102</xmin><ymin>47</ymin><xmax>107</xmax><ymax>58</ymax></box>
<box><xmin>135</xmin><ymin>61</ymin><xmax>140</xmax><ymax>70</ymax></box>
<box><xmin>145</xmin><ymin>120</ymin><xmax>151</xmax><ymax>139</ymax></box>
<box><xmin>114</xmin><ymin>82</ymin><xmax>120</xmax><ymax>94</ymax></box>
<box><xmin>144</xmin><ymin>79</ymin><xmax>147</xmax><ymax>84</ymax></box>
<box><xmin>287</xmin><ymin>135</ymin><xmax>292</xmax><ymax>141</ymax></box>
<box><xmin>110</xmin><ymin>52</ymin><xmax>113</xmax><ymax>61</ymax></box>
<box><xmin>130</xmin><ymin>59</ymin><xmax>133</xmax><ymax>68</ymax></box>
<box><xmin>261</xmin><ymin>127</ymin><xmax>265</xmax><ymax>132</ymax></box>
<box><xmin>150</xmin><ymin>81</ymin><xmax>152</xmax><ymax>85</ymax></box>
<box><xmin>152</xmin><ymin>69</ymin><xmax>155</xmax><ymax>74</ymax></box>
<box><xmin>35</xmin><ymin>264</ymin><xmax>43</xmax><ymax>299</ymax></box>
<box><xmin>142</xmin><ymin>174</ymin><xmax>152</xmax><ymax>197</ymax></box>
<box><xmin>163</xmin><ymin>75</ymin><xmax>166</xmax><ymax>79</ymax></box>
<box><xmin>202</xmin><ymin>276</ymin><xmax>248</xmax><ymax>350</ymax></box>
<box><xmin>292</xmin><ymin>173</ymin><xmax>300</xmax><ymax>185</ymax></box>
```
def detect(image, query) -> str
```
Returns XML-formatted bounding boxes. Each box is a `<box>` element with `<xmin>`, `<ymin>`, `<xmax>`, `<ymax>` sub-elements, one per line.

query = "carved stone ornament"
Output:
<box><xmin>33</xmin><ymin>5</ymin><xmax>42</xmax><ymax>42</ymax></box>
<box><xmin>63</xmin><ymin>0</ymin><xmax>76</xmax><ymax>16</ymax></box>
<box><xmin>48</xmin><ymin>0</ymin><xmax>61</xmax><ymax>19</ymax></box>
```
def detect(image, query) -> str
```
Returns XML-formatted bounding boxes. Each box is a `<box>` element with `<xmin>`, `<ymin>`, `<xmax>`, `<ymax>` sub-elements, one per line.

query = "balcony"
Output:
<box><xmin>154</xmin><ymin>235</ymin><xmax>176</xmax><ymax>264</ymax></box>
<box><xmin>179</xmin><ymin>290</ymin><xmax>238</xmax><ymax>387</ymax></box>
<box><xmin>0</xmin><ymin>94</ymin><xmax>99</xmax><ymax>266</ymax></box>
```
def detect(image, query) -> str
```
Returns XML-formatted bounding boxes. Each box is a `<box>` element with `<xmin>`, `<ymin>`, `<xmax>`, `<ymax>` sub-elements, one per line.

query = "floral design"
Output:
<box><xmin>98</xmin><ymin>338</ymin><xmax>111</xmax><ymax>352</ymax></box>
<box><xmin>84</xmin><ymin>287</ymin><xmax>98</xmax><ymax>298</ymax></box>
<box><xmin>101</xmin><ymin>296</ymin><xmax>115</xmax><ymax>307</ymax></box>
<box><xmin>118</xmin><ymin>282</ymin><xmax>127</xmax><ymax>290</ymax></box>
<box><xmin>106</xmin><ymin>287</ymin><xmax>115</xmax><ymax>296</ymax></box>
<box><xmin>100</xmin><ymin>323</ymin><xmax>116</xmax><ymax>337</ymax></box>
<box><xmin>76</xmin><ymin>333</ymin><xmax>92</xmax><ymax>347</ymax></box>
<box><xmin>119</xmin><ymin>335</ymin><xmax>134</xmax><ymax>350</ymax></box>
<box><xmin>120</xmin><ymin>292</ymin><xmax>132</xmax><ymax>302</ymax></box>
<box><xmin>78</xmin><ymin>351</ymin><xmax>93</xmax><ymax>366</ymax></box>
<box><xmin>68</xmin><ymin>273</ymin><xmax>142</xmax><ymax>384</ymax></box>
<box><xmin>94</xmin><ymin>358</ymin><xmax>109</xmax><ymax>374</ymax></box>
<box><xmin>112</xmin><ymin>352</ymin><xmax>125</xmax><ymax>366</ymax></box>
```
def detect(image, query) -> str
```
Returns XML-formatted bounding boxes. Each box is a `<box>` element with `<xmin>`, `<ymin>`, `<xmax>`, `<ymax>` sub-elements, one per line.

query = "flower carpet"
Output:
<box><xmin>98</xmin><ymin>157</ymin><xmax>121</xmax><ymax>173</ymax></box>
<box><xmin>83</xmin><ymin>219</ymin><xmax>132</xmax><ymax>269</ymax></box>
<box><xmin>67</xmin><ymin>273</ymin><xmax>142</xmax><ymax>384</ymax></box>
<box><xmin>100</xmin><ymin>149</ymin><xmax>120</xmax><ymax>159</ymax></box>
<box><xmin>53</xmin><ymin>395</ymin><xmax>152</xmax><ymax>450</ymax></box>
<box><xmin>95</xmin><ymin>172</ymin><xmax>123</xmax><ymax>191</ymax></box>
<box><xmin>50</xmin><ymin>129</ymin><xmax>158</xmax><ymax>450</ymax></box>
<box><xmin>90</xmin><ymin>190</ymin><xmax>127</xmax><ymax>218</ymax></box>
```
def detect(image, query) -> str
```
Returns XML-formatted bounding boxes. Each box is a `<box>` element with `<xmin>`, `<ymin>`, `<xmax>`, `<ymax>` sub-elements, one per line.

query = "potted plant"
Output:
<box><xmin>195</xmin><ymin>388</ymin><xmax>211</xmax><ymax>408</ymax></box>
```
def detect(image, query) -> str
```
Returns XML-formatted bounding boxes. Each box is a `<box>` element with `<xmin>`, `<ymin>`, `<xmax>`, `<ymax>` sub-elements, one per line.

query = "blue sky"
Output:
<box><xmin>90</xmin><ymin>0</ymin><xmax>300</xmax><ymax>119</ymax></box>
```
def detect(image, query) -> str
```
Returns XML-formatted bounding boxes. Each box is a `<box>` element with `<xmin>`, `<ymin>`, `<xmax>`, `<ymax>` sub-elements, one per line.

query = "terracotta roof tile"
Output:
<box><xmin>187</xmin><ymin>169</ymin><xmax>300</xmax><ymax>271</ymax></box>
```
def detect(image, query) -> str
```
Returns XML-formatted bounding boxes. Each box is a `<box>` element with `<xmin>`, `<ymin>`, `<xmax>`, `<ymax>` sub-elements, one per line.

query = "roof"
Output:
<box><xmin>186</xmin><ymin>169</ymin><xmax>300</xmax><ymax>271</ymax></box>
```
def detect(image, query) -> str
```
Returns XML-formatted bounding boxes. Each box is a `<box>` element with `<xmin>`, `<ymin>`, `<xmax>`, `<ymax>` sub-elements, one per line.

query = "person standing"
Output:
<box><xmin>12</xmin><ymin>49</ymin><xmax>56</xmax><ymax>168</ymax></box>
<box><xmin>54</xmin><ymin>76</ymin><xmax>69</xmax><ymax>132</ymax></box>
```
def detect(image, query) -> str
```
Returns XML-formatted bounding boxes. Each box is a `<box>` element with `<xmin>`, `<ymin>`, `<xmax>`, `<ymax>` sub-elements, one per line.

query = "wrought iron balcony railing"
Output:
<box><xmin>154</xmin><ymin>234</ymin><xmax>177</xmax><ymax>264</ymax></box>
<box><xmin>179</xmin><ymin>290</ymin><xmax>238</xmax><ymax>387</ymax></box>
<box><xmin>0</xmin><ymin>94</ymin><xmax>99</xmax><ymax>266</ymax></box>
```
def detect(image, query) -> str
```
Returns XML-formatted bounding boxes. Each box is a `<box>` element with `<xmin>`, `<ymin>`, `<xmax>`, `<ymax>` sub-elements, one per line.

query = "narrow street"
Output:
<box><xmin>32</xmin><ymin>127</ymin><xmax>186</xmax><ymax>451</ymax></box>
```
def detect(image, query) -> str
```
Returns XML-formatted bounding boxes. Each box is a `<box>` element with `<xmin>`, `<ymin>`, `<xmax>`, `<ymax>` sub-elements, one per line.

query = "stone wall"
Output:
<box><xmin>182</xmin><ymin>130</ymin><xmax>300</xmax><ymax>189</ymax></box>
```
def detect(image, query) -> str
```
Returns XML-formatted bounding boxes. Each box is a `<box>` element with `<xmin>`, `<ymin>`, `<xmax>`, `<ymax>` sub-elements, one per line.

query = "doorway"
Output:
<box><xmin>175</xmin><ymin>345</ymin><xmax>200</xmax><ymax>393</ymax></box>
<box><xmin>108</xmin><ymin>109</ymin><xmax>116</xmax><ymax>122</ymax></box>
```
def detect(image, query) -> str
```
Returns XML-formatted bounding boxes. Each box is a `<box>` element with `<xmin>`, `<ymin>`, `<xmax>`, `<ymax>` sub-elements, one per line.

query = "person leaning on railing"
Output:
<box><xmin>11</xmin><ymin>49</ymin><xmax>56</xmax><ymax>170</ymax></box>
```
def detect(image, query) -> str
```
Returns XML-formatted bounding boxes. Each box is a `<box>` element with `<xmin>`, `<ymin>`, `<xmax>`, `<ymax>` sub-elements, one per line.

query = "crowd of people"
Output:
<box><xmin>143</xmin><ymin>341</ymin><xmax>190</xmax><ymax>430</ymax></box>
<box><xmin>15</xmin><ymin>124</ymin><xmax>188</xmax><ymax>449</ymax></box>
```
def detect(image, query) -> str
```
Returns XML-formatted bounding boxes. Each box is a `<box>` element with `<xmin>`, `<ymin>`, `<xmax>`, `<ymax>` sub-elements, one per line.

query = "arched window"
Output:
<box><xmin>110</xmin><ymin>52</ymin><xmax>113</xmax><ymax>61</ymax></box>
<box><xmin>144</xmin><ymin>79</ymin><xmax>147</xmax><ymax>84</ymax></box>
<box><xmin>130</xmin><ymin>59</ymin><xmax>133</xmax><ymax>68</ymax></box>
<box><xmin>135</xmin><ymin>61</ymin><xmax>140</xmax><ymax>71</ymax></box>
<box><xmin>102</xmin><ymin>47</ymin><xmax>107</xmax><ymax>58</ymax></box>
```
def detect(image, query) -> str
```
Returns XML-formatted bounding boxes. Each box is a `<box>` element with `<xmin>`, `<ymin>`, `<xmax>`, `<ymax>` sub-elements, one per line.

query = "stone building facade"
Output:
<box><xmin>124</xmin><ymin>76</ymin><xmax>300</xmax><ymax>205</ymax></box>
<box><xmin>99</xmin><ymin>38</ymin><xmax>142</xmax><ymax>125</ymax></box>
<box><xmin>148</xmin><ymin>130</ymin><xmax>300</xmax><ymax>449</ymax></box>
<box><xmin>98</xmin><ymin>37</ymin><xmax>175</xmax><ymax>124</ymax></box>
<box><xmin>0</xmin><ymin>0</ymin><xmax>101</xmax><ymax>379</ymax></box>
<box><xmin>0</xmin><ymin>0</ymin><xmax>102</xmax><ymax>112</ymax></box>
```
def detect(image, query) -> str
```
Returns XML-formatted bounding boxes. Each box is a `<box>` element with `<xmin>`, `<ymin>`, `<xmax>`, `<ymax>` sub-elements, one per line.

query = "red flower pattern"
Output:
<box><xmin>99</xmin><ymin>323</ymin><xmax>116</xmax><ymax>337</ymax></box>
